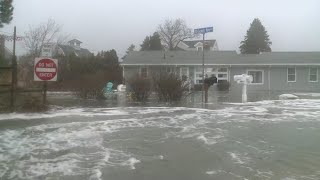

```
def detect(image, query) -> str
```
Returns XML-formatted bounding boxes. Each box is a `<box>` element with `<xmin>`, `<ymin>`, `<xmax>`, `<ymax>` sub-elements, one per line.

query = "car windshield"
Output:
<box><xmin>1</xmin><ymin>0</ymin><xmax>320</xmax><ymax>179</ymax></box>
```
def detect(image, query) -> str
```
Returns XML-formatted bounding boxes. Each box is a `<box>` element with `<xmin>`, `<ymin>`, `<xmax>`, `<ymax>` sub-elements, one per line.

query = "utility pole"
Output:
<box><xmin>10</xmin><ymin>26</ymin><xmax>17</xmax><ymax>112</ymax></box>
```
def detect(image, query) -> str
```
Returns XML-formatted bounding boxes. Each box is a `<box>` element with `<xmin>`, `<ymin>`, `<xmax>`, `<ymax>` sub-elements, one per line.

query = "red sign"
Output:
<box><xmin>34</xmin><ymin>58</ymin><xmax>58</xmax><ymax>81</ymax></box>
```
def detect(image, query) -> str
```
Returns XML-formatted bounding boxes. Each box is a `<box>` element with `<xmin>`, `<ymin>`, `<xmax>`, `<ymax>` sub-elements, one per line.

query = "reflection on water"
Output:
<box><xmin>47</xmin><ymin>89</ymin><xmax>319</xmax><ymax>109</ymax></box>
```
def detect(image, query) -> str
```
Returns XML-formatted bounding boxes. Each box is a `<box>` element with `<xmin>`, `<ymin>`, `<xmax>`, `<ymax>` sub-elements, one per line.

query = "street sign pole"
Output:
<box><xmin>194</xmin><ymin>27</ymin><xmax>213</xmax><ymax>106</ymax></box>
<box><xmin>34</xmin><ymin>58</ymin><xmax>58</xmax><ymax>106</ymax></box>
<box><xmin>202</xmin><ymin>33</ymin><xmax>205</xmax><ymax>105</ymax></box>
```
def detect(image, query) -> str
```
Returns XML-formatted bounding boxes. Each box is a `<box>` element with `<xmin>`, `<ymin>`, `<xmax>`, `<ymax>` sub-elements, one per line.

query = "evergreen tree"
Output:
<box><xmin>0</xmin><ymin>0</ymin><xmax>14</xmax><ymax>28</ymax></box>
<box><xmin>126</xmin><ymin>44</ymin><xmax>135</xmax><ymax>53</ymax></box>
<box><xmin>140</xmin><ymin>36</ymin><xmax>150</xmax><ymax>51</ymax></box>
<box><xmin>140</xmin><ymin>32</ymin><xmax>163</xmax><ymax>51</ymax></box>
<box><xmin>149</xmin><ymin>32</ymin><xmax>163</xmax><ymax>50</ymax></box>
<box><xmin>239</xmin><ymin>18</ymin><xmax>272</xmax><ymax>54</ymax></box>
<box><xmin>122</xmin><ymin>44</ymin><xmax>135</xmax><ymax>59</ymax></box>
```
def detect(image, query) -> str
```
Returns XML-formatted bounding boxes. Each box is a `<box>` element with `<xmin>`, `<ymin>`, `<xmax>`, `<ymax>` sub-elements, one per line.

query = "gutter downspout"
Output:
<box><xmin>229</xmin><ymin>65</ymin><xmax>232</xmax><ymax>91</ymax></box>
<box><xmin>268</xmin><ymin>65</ymin><xmax>271</xmax><ymax>99</ymax></box>
<box><xmin>122</xmin><ymin>66</ymin><xmax>125</xmax><ymax>84</ymax></box>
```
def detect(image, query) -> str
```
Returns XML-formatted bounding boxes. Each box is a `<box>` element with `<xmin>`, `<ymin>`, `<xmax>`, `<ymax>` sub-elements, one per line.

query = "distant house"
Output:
<box><xmin>177</xmin><ymin>40</ymin><xmax>219</xmax><ymax>51</ymax></box>
<box><xmin>56</xmin><ymin>39</ymin><xmax>93</xmax><ymax>57</ymax></box>
<box><xmin>121</xmin><ymin>51</ymin><xmax>320</xmax><ymax>94</ymax></box>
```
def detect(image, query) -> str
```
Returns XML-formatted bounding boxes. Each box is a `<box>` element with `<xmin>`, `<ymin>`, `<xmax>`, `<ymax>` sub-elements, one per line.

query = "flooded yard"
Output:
<box><xmin>1</xmin><ymin>92</ymin><xmax>320</xmax><ymax>179</ymax></box>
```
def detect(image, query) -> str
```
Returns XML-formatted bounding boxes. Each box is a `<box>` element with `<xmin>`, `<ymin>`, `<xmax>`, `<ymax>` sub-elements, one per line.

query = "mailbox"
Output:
<box><xmin>234</xmin><ymin>74</ymin><xmax>253</xmax><ymax>103</ymax></box>
<box><xmin>234</xmin><ymin>74</ymin><xmax>253</xmax><ymax>84</ymax></box>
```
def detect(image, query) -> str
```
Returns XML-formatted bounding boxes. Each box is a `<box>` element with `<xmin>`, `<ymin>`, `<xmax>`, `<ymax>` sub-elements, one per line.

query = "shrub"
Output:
<box><xmin>193</xmin><ymin>84</ymin><xmax>203</xmax><ymax>91</ymax></box>
<box><xmin>153</xmin><ymin>73</ymin><xmax>190</xmax><ymax>102</ymax></box>
<box><xmin>217</xmin><ymin>80</ymin><xmax>230</xmax><ymax>91</ymax></box>
<box><xmin>127</xmin><ymin>75</ymin><xmax>151</xmax><ymax>101</ymax></box>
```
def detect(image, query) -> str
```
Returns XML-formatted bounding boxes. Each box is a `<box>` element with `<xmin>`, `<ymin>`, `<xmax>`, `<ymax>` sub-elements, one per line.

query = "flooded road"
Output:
<box><xmin>1</xmin><ymin>99</ymin><xmax>320</xmax><ymax>179</ymax></box>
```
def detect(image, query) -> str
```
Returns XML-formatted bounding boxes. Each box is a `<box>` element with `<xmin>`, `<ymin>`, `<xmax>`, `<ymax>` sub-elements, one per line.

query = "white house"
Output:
<box><xmin>177</xmin><ymin>40</ymin><xmax>219</xmax><ymax>51</ymax></box>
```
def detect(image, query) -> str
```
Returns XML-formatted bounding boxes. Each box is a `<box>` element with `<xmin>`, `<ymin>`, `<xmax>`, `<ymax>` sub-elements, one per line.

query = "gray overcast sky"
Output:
<box><xmin>2</xmin><ymin>0</ymin><xmax>320</xmax><ymax>57</ymax></box>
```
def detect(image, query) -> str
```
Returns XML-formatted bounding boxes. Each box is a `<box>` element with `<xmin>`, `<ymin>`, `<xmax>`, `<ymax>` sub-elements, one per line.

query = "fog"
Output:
<box><xmin>1</xmin><ymin>0</ymin><xmax>320</xmax><ymax>57</ymax></box>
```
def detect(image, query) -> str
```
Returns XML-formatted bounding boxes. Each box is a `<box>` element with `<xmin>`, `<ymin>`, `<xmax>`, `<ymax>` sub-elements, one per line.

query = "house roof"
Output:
<box><xmin>58</xmin><ymin>45</ymin><xmax>92</xmax><ymax>57</ymax></box>
<box><xmin>182</xmin><ymin>40</ymin><xmax>216</xmax><ymax>48</ymax></box>
<box><xmin>121</xmin><ymin>51</ymin><xmax>320</xmax><ymax>66</ymax></box>
<box><xmin>68</xmin><ymin>39</ymin><xmax>82</xmax><ymax>44</ymax></box>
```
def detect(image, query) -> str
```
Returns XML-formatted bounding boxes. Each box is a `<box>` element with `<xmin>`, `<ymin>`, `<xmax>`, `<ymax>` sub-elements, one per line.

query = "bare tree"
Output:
<box><xmin>157</xmin><ymin>18</ymin><xmax>194</xmax><ymax>50</ymax></box>
<box><xmin>56</xmin><ymin>33</ymin><xmax>73</xmax><ymax>45</ymax></box>
<box><xmin>24</xmin><ymin>19</ymin><xmax>62</xmax><ymax>57</ymax></box>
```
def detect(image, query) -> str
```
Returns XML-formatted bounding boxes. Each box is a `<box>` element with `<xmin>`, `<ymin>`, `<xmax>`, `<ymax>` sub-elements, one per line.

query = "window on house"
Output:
<box><xmin>218</xmin><ymin>68</ymin><xmax>227</xmax><ymax>72</ymax></box>
<box><xmin>218</xmin><ymin>74</ymin><xmax>227</xmax><ymax>78</ymax></box>
<box><xmin>140</xmin><ymin>67</ymin><xmax>148</xmax><ymax>78</ymax></box>
<box><xmin>309</xmin><ymin>68</ymin><xmax>318</xmax><ymax>82</ymax></box>
<box><xmin>197</xmin><ymin>47</ymin><xmax>203</xmax><ymax>51</ymax></box>
<box><xmin>166</xmin><ymin>67</ymin><xmax>175</xmax><ymax>74</ymax></box>
<box><xmin>287</xmin><ymin>68</ymin><xmax>296</xmax><ymax>82</ymax></box>
<box><xmin>194</xmin><ymin>67</ymin><xmax>228</xmax><ymax>84</ymax></box>
<box><xmin>247</xmin><ymin>70</ymin><xmax>263</xmax><ymax>84</ymax></box>
<box><xmin>180</xmin><ymin>67</ymin><xmax>188</xmax><ymax>77</ymax></box>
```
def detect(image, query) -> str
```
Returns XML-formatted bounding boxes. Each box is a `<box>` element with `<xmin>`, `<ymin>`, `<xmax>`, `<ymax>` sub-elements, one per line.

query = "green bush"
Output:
<box><xmin>153</xmin><ymin>73</ymin><xmax>190</xmax><ymax>102</ymax></box>
<box><xmin>127</xmin><ymin>75</ymin><xmax>151</xmax><ymax>101</ymax></box>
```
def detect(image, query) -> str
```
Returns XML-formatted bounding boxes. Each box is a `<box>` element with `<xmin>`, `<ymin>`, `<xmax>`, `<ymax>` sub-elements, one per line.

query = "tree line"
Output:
<box><xmin>126</xmin><ymin>18</ymin><xmax>272</xmax><ymax>55</ymax></box>
<box><xmin>2</xmin><ymin>1</ymin><xmax>272</xmax><ymax>57</ymax></box>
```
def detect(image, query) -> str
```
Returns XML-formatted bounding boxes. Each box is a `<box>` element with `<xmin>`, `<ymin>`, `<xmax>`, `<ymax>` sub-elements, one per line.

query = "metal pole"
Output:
<box><xmin>202</xmin><ymin>33</ymin><xmax>205</xmax><ymax>105</ymax></box>
<box><xmin>43</xmin><ymin>81</ymin><xmax>47</xmax><ymax>105</ymax></box>
<box><xmin>10</xmin><ymin>26</ymin><xmax>17</xmax><ymax>112</ymax></box>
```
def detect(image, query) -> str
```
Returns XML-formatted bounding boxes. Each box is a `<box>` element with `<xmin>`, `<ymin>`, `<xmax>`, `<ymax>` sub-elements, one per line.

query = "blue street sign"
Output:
<box><xmin>194</xmin><ymin>27</ymin><xmax>213</xmax><ymax>34</ymax></box>
<box><xmin>205</xmin><ymin>27</ymin><xmax>213</xmax><ymax>33</ymax></box>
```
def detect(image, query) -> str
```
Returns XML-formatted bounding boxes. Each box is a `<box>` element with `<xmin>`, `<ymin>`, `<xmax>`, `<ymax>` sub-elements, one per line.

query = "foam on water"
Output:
<box><xmin>89</xmin><ymin>169</ymin><xmax>102</xmax><ymax>180</ymax></box>
<box><xmin>0</xmin><ymin>107</ymin><xmax>129</xmax><ymax>121</ymax></box>
<box><xmin>1</xmin><ymin>99</ymin><xmax>320</xmax><ymax>179</ymax></box>
<box><xmin>206</xmin><ymin>170</ymin><xmax>218</xmax><ymax>175</ymax></box>
<box><xmin>228</xmin><ymin>152</ymin><xmax>251</xmax><ymax>165</ymax></box>
<box><xmin>197</xmin><ymin>134</ymin><xmax>222</xmax><ymax>145</ymax></box>
<box><xmin>122</xmin><ymin>157</ymin><xmax>141</xmax><ymax>170</ymax></box>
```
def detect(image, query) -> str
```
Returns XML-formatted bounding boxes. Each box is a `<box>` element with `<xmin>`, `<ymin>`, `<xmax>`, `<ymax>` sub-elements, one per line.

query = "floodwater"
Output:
<box><xmin>1</xmin><ymin>93</ymin><xmax>320</xmax><ymax>179</ymax></box>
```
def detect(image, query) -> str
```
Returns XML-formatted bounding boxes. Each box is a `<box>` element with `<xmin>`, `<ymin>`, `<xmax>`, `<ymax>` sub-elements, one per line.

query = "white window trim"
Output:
<box><xmin>180</xmin><ymin>67</ymin><xmax>189</xmax><ymax>78</ymax></box>
<box><xmin>194</xmin><ymin>42</ymin><xmax>203</xmax><ymax>47</ymax></box>
<box><xmin>140</xmin><ymin>67</ymin><xmax>148</xmax><ymax>78</ymax></box>
<box><xmin>247</xmin><ymin>69</ymin><xmax>264</xmax><ymax>85</ymax></box>
<box><xmin>309</xmin><ymin>67</ymin><xmax>318</xmax><ymax>82</ymax></box>
<box><xmin>193</xmin><ymin>67</ymin><xmax>229</xmax><ymax>84</ymax></box>
<box><xmin>287</xmin><ymin>67</ymin><xmax>296</xmax><ymax>82</ymax></box>
<box><xmin>166</xmin><ymin>67</ymin><xmax>175</xmax><ymax>74</ymax></box>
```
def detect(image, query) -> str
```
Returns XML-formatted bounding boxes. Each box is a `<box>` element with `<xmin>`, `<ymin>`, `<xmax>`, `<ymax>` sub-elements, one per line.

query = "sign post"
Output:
<box><xmin>34</xmin><ymin>58</ymin><xmax>58</xmax><ymax>105</ymax></box>
<box><xmin>194</xmin><ymin>27</ymin><xmax>213</xmax><ymax>106</ymax></box>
